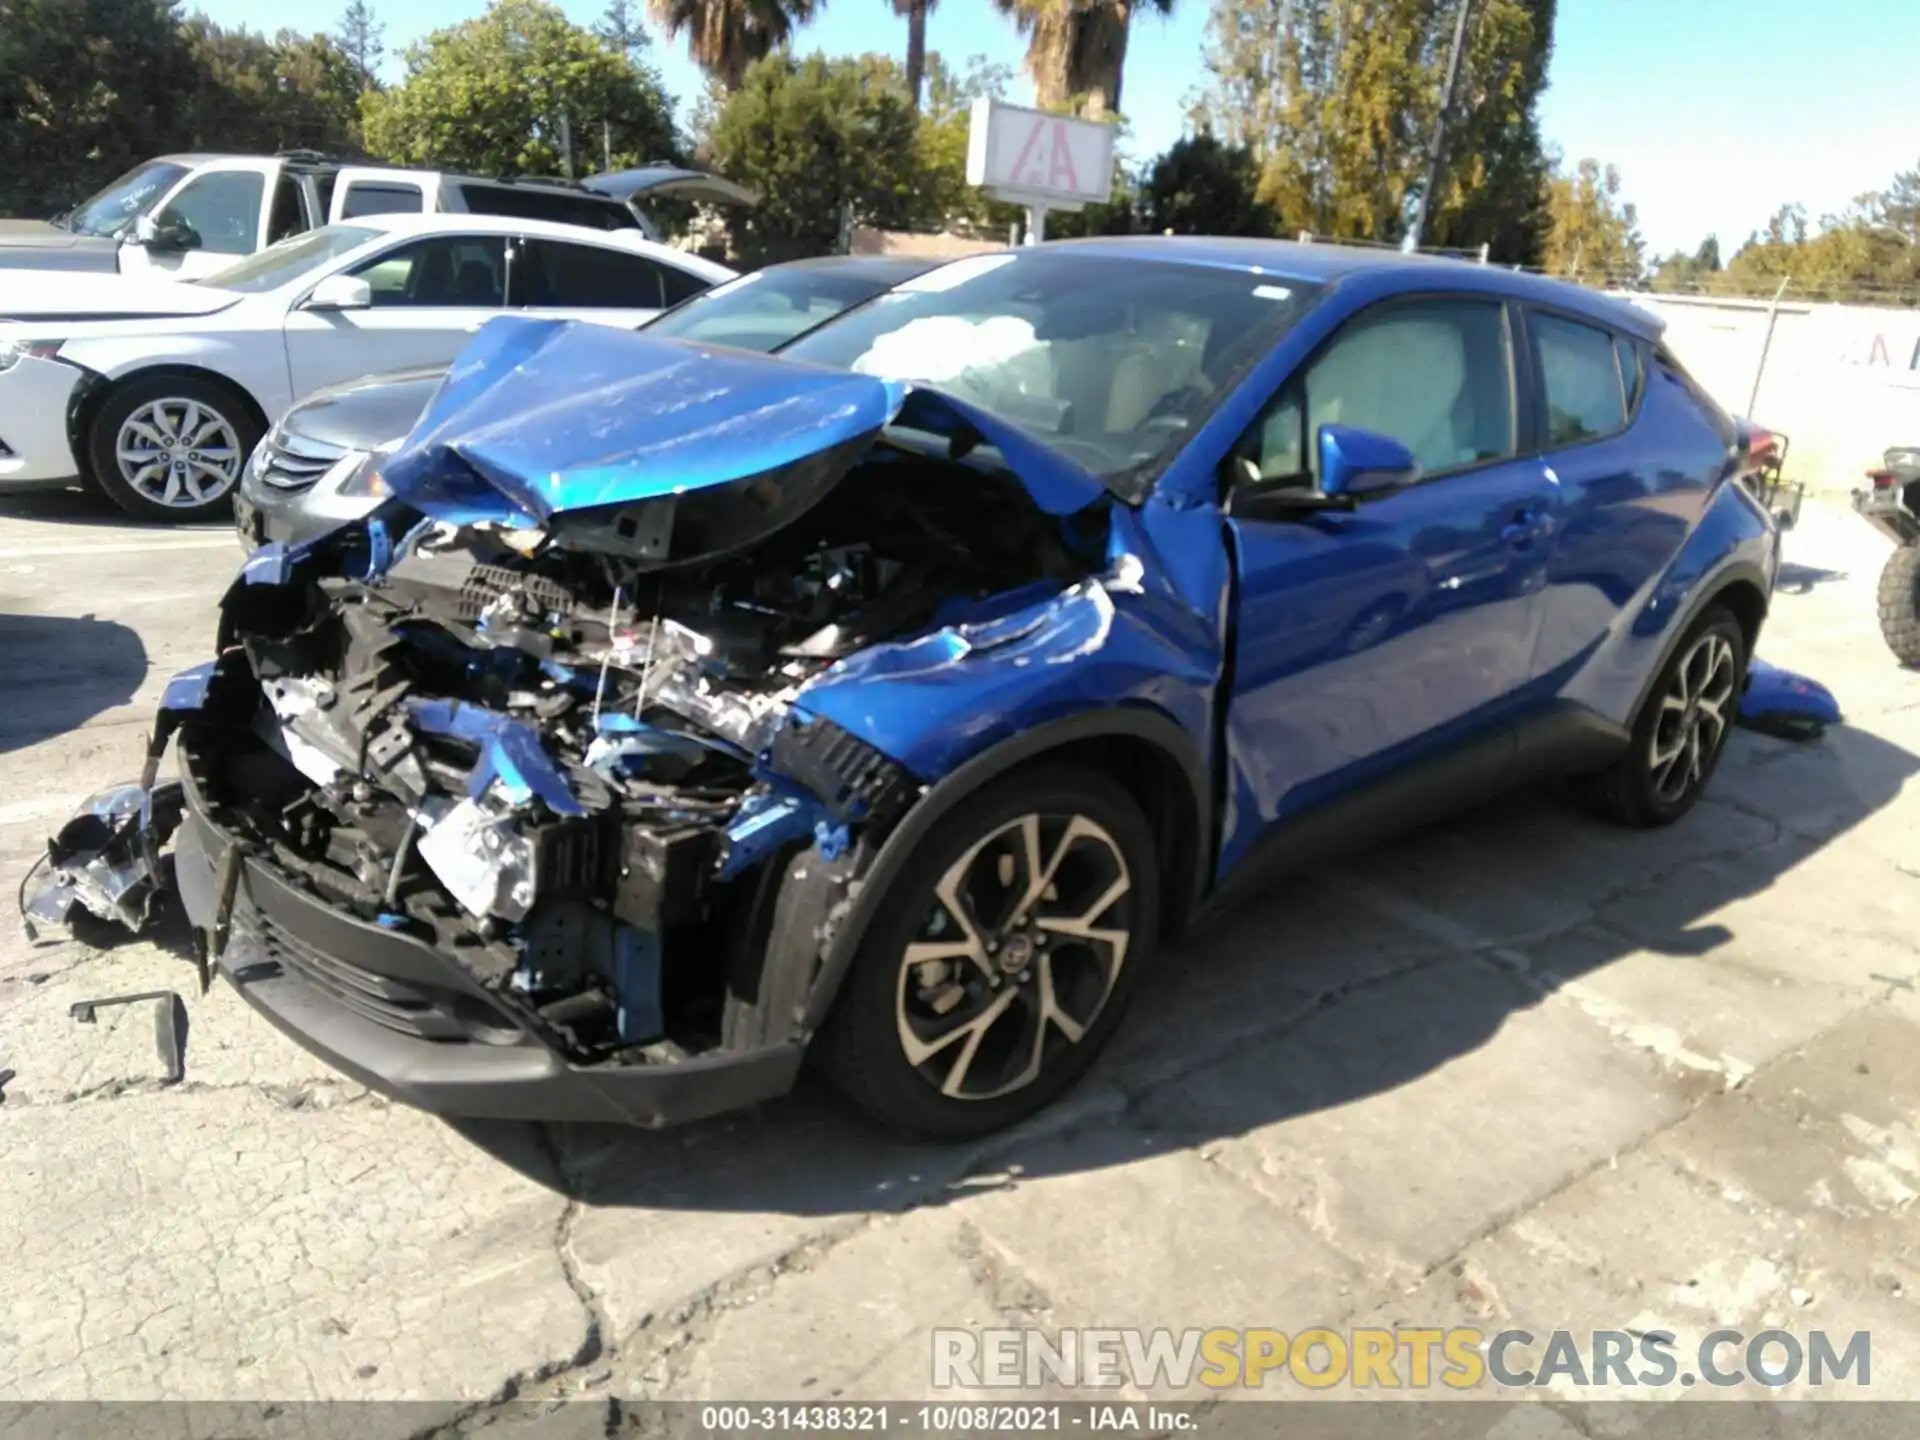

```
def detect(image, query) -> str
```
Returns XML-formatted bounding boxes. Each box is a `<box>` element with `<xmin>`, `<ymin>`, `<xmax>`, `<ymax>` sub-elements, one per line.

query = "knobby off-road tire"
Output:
<box><xmin>1876</xmin><ymin>544</ymin><xmax>1920</xmax><ymax>668</ymax></box>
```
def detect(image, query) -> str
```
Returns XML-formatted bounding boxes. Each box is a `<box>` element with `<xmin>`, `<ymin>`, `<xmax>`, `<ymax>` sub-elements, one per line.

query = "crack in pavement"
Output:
<box><xmin>3</xmin><ymin>1074</ymin><xmax>377</xmax><ymax>1109</ymax></box>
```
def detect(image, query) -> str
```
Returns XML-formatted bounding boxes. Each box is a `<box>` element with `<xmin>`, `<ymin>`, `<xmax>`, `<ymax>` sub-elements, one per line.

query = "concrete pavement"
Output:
<box><xmin>3</xmin><ymin>487</ymin><xmax>1919</xmax><ymax>1424</ymax></box>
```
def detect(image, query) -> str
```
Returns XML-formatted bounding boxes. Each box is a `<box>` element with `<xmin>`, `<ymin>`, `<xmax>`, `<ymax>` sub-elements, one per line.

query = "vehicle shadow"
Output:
<box><xmin>454</xmin><ymin>719</ymin><xmax>1919</xmax><ymax>1217</ymax></box>
<box><xmin>0</xmin><ymin>485</ymin><xmax>232</xmax><ymax>530</ymax></box>
<box><xmin>0</xmin><ymin>612</ymin><xmax>147</xmax><ymax>753</ymax></box>
<box><xmin>1775</xmin><ymin>561</ymin><xmax>1848</xmax><ymax>594</ymax></box>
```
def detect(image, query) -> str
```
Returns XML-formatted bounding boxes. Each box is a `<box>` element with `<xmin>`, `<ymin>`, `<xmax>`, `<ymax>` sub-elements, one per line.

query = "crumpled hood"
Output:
<box><xmin>379</xmin><ymin>316</ymin><xmax>1111</xmax><ymax>544</ymax></box>
<box><xmin>0</xmin><ymin>268</ymin><xmax>239</xmax><ymax>321</ymax></box>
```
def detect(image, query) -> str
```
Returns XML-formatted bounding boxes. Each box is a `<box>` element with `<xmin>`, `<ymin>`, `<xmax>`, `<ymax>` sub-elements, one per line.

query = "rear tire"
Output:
<box><xmin>1573</xmin><ymin>604</ymin><xmax>1747</xmax><ymax>828</ymax></box>
<box><xmin>817</xmin><ymin>764</ymin><xmax>1158</xmax><ymax>1141</ymax></box>
<box><xmin>1876</xmin><ymin>544</ymin><xmax>1920</xmax><ymax>668</ymax></box>
<box><xmin>86</xmin><ymin>373</ymin><xmax>259</xmax><ymax>524</ymax></box>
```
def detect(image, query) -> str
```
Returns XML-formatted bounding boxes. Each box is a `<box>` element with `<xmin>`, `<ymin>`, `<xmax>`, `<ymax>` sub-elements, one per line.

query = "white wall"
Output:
<box><xmin>1608</xmin><ymin>291</ymin><xmax>1920</xmax><ymax>493</ymax></box>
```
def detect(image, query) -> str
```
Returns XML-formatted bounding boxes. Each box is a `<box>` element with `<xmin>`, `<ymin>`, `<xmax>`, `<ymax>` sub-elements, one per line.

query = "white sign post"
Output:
<box><xmin>965</xmin><ymin>98</ymin><xmax>1117</xmax><ymax>245</ymax></box>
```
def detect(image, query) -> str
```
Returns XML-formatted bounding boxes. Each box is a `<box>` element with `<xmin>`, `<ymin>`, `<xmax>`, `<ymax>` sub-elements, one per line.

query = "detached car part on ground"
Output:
<box><xmin>22</xmin><ymin>243</ymin><xmax>1831</xmax><ymax>1139</ymax></box>
<box><xmin>1857</xmin><ymin>446</ymin><xmax>1920</xmax><ymax>667</ymax></box>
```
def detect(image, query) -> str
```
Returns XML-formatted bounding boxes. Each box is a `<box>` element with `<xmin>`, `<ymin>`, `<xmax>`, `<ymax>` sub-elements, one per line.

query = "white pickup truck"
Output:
<box><xmin>0</xmin><ymin>150</ymin><xmax>754</xmax><ymax>280</ymax></box>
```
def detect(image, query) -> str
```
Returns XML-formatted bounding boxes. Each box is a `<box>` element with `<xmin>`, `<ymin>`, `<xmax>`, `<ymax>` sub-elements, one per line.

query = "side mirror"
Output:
<box><xmin>133</xmin><ymin>212</ymin><xmax>195</xmax><ymax>252</ymax></box>
<box><xmin>1318</xmin><ymin>424</ymin><xmax>1419</xmax><ymax>499</ymax></box>
<box><xmin>303</xmin><ymin>274</ymin><xmax>373</xmax><ymax>312</ymax></box>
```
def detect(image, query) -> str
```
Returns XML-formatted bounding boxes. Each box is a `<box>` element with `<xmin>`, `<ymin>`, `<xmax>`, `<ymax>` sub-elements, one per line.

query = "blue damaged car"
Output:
<box><xmin>92</xmin><ymin>239</ymin><xmax>1785</xmax><ymax>1139</ymax></box>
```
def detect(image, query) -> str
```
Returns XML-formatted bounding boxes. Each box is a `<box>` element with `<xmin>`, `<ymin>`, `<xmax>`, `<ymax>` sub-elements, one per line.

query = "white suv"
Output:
<box><xmin>0</xmin><ymin>151</ymin><xmax>754</xmax><ymax>282</ymax></box>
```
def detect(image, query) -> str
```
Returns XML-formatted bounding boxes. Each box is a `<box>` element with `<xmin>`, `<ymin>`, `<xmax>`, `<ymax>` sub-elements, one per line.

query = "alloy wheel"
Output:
<box><xmin>115</xmin><ymin>398</ymin><xmax>243</xmax><ymax>509</ymax></box>
<box><xmin>895</xmin><ymin>812</ymin><xmax>1134</xmax><ymax>1101</ymax></box>
<box><xmin>1648</xmin><ymin>630</ymin><xmax>1737</xmax><ymax>806</ymax></box>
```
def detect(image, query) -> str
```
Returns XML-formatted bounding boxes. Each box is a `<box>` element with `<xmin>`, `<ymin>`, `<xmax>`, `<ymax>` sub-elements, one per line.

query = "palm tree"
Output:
<box><xmin>894</xmin><ymin>0</ymin><xmax>934</xmax><ymax>107</ymax></box>
<box><xmin>649</xmin><ymin>0</ymin><xmax>819</xmax><ymax>91</ymax></box>
<box><xmin>991</xmin><ymin>0</ymin><xmax>1171</xmax><ymax>117</ymax></box>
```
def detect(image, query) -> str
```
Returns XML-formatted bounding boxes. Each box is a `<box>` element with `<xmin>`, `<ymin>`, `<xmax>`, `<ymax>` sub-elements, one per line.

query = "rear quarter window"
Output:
<box><xmin>1533</xmin><ymin>311</ymin><xmax>1627</xmax><ymax>445</ymax></box>
<box><xmin>340</xmin><ymin>182</ymin><xmax>426</xmax><ymax>218</ymax></box>
<box><xmin>460</xmin><ymin>184</ymin><xmax>637</xmax><ymax>231</ymax></box>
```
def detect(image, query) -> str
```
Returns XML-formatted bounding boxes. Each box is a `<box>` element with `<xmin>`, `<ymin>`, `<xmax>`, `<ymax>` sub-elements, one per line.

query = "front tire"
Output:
<box><xmin>817</xmin><ymin>764</ymin><xmax>1159</xmax><ymax>1141</ymax></box>
<box><xmin>1876</xmin><ymin>544</ymin><xmax>1920</xmax><ymax>667</ymax></box>
<box><xmin>1575</xmin><ymin>605</ymin><xmax>1747</xmax><ymax>828</ymax></box>
<box><xmin>86</xmin><ymin>373</ymin><xmax>259</xmax><ymax>523</ymax></box>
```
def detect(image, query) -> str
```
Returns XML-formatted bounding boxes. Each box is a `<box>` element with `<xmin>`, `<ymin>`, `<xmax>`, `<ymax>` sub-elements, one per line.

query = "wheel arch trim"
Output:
<box><xmin>1624</xmin><ymin>558</ymin><xmax>1770</xmax><ymax>731</ymax></box>
<box><xmin>796</xmin><ymin>706</ymin><xmax>1211</xmax><ymax>1039</ymax></box>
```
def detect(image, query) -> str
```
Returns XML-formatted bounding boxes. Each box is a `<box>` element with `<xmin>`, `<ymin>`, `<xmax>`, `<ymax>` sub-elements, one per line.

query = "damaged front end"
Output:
<box><xmin>71</xmin><ymin>319</ymin><xmax>1143</xmax><ymax>1124</ymax></box>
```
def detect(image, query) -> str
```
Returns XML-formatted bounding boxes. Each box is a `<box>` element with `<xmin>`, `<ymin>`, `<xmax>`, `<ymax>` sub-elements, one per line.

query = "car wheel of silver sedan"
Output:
<box><xmin>87</xmin><ymin>373</ymin><xmax>262</xmax><ymax>524</ymax></box>
<box><xmin>820</xmin><ymin>764</ymin><xmax>1160</xmax><ymax>1140</ymax></box>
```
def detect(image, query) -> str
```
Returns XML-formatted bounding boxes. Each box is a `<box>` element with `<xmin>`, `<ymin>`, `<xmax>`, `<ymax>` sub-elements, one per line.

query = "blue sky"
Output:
<box><xmin>197</xmin><ymin>0</ymin><xmax>1920</xmax><ymax>256</ymax></box>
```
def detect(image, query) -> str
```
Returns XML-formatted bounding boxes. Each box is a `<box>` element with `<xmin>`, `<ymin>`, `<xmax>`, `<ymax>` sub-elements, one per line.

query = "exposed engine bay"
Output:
<box><xmin>179</xmin><ymin>451</ymin><xmax>1097</xmax><ymax>1067</ymax></box>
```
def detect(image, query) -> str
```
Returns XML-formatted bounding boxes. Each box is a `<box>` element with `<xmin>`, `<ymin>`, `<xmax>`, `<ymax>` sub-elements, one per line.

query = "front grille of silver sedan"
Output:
<box><xmin>254</xmin><ymin>426</ymin><xmax>347</xmax><ymax>491</ymax></box>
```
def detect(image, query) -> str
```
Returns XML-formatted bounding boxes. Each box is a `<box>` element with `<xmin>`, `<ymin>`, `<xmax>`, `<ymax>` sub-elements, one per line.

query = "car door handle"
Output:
<box><xmin>1500</xmin><ymin>510</ymin><xmax>1554</xmax><ymax>544</ymax></box>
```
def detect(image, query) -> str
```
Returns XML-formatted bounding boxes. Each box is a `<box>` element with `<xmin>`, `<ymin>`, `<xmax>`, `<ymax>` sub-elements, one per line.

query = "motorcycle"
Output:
<box><xmin>1853</xmin><ymin>445</ymin><xmax>1920</xmax><ymax>667</ymax></box>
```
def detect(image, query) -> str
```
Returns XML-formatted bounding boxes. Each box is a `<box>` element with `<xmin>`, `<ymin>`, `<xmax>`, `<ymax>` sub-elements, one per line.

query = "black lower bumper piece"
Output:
<box><xmin>173</xmin><ymin>774</ymin><xmax>802</xmax><ymax>1127</ymax></box>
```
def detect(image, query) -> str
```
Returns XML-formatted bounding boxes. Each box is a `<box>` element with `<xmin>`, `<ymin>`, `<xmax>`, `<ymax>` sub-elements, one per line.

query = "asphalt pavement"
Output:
<box><xmin>3</xmin><ymin>485</ymin><xmax>1918</xmax><ymax>1428</ymax></box>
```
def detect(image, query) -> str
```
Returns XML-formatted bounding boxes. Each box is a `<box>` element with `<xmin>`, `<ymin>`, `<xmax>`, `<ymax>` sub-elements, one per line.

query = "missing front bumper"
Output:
<box><xmin>171</xmin><ymin>775</ymin><xmax>802</xmax><ymax>1125</ymax></box>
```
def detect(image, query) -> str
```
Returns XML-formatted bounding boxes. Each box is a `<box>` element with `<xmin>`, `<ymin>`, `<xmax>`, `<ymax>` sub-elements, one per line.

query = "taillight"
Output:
<box><xmin>1870</xmin><ymin>469</ymin><xmax>1897</xmax><ymax>489</ymax></box>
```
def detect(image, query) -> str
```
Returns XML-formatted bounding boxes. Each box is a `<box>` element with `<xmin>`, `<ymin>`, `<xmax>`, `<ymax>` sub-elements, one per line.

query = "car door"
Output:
<box><xmin>1217</xmin><ymin>294</ymin><xmax>1562</xmax><ymax>874</ymax></box>
<box><xmin>281</xmin><ymin>233</ymin><xmax>509</xmax><ymax>399</ymax></box>
<box><xmin>1521</xmin><ymin>308</ymin><xmax>1711</xmax><ymax>682</ymax></box>
<box><xmin>121</xmin><ymin>160</ymin><xmax>276</xmax><ymax>280</ymax></box>
<box><xmin>513</xmin><ymin>236</ymin><xmax>713</xmax><ymax>328</ymax></box>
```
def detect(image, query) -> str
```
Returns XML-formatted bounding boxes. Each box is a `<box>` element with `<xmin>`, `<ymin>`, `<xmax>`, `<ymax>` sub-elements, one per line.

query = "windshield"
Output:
<box><xmin>783</xmin><ymin>251</ymin><xmax>1324</xmax><ymax>484</ymax></box>
<box><xmin>642</xmin><ymin>267</ymin><xmax>897</xmax><ymax>353</ymax></box>
<box><xmin>63</xmin><ymin>161</ymin><xmax>191</xmax><ymax>237</ymax></box>
<box><xmin>193</xmin><ymin>225</ymin><xmax>380</xmax><ymax>294</ymax></box>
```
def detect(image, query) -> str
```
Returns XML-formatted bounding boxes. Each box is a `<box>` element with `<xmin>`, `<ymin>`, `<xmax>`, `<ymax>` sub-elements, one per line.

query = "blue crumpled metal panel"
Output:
<box><xmin>377</xmin><ymin>317</ymin><xmax>1111</xmax><ymax>526</ymax></box>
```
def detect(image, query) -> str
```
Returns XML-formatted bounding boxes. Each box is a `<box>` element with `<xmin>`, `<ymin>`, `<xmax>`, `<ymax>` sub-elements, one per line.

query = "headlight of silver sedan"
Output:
<box><xmin>334</xmin><ymin>450</ymin><xmax>389</xmax><ymax>499</ymax></box>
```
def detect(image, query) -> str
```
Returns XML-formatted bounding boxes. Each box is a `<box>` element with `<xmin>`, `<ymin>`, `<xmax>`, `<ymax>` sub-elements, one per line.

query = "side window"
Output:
<box><xmin>660</xmin><ymin>263</ymin><xmax>711</xmax><ymax>307</ymax></box>
<box><xmin>156</xmin><ymin>170</ymin><xmax>265</xmax><ymax>255</ymax></box>
<box><xmin>266</xmin><ymin>176</ymin><xmax>305</xmax><ymax>244</ymax></box>
<box><xmin>1534</xmin><ymin>311</ymin><xmax>1627</xmax><ymax>445</ymax></box>
<box><xmin>1240</xmin><ymin>299</ymin><xmax>1514</xmax><ymax>484</ymax></box>
<box><xmin>460</xmin><ymin>185</ymin><xmax>637</xmax><ymax>231</ymax></box>
<box><xmin>348</xmin><ymin>236</ymin><xmax>506</xmax><ymax>308</ymax></box>
<box><xmin>1614</xmin><ymin>334</ymin><xmax>1644</xmax><ymax>411</ymax></box>
<box><xmin>340</xmin><ymin>182</ymin><xmax>425</xmax><ymax>219</ymax></box>
<box><xmin>523</xmin><ymin>240</ymin><xmax>666</xmax><ymax>308</ymax></box>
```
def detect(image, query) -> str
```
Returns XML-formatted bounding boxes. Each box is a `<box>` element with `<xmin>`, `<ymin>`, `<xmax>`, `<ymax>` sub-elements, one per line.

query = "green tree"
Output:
<box><xmin>0</xmin><ymin>0</ymin><xmax>202</xmax><ymax>218</ymax></box>
<box><xmin>992</xmin><ymin>0</ymin><xmax>1175</xmax><ymax>118</ymax></box>
<box><xmin>1141</xmin><ymin>133</ymin><xmax>1271</xmax><ymax>235</ymax></box>
<box><xmin>1196</xmin><ymin>0</ymin><xmax>1557</xmax><ymax>261</ymax></box>
<box><xmin>362</xmin><ymin>0</ymin><xmax>677</xmax><ymax>177</ymax></box>
<box><xmin>1420</xmin><ymin>0</ymin><xmax>1556</xmax><ymax>266</ymax></box>
<box><xmin>1695</xmin><ymin>234</ymin><xmax>1721</xmax><ymax>271</ymax></box>
<box><xmin>913</xmin><ymin>52</ymin><xmax>1021</xmax><ymax>232</ymax></box>
<box><xmin>895</xmin><ymin>0</ymin><xmax>934</xmax><ymax>108</ymax></box>
<box><xmin>1540</xmin><ymin>156</ymin><xmax>1643</xmax><ymax>286</ymax></box>
<box><xmin>649</xmin><ymin>0</ymin><xmax>817</xmax><ymax>93</ymax></box>
<box><xmin>178</xmin><ymin>18</ymin><xmax>365</xmax><ymax>154</ymax></box>
<box><xmin>335</xmin><ymin>0</ymin><xmax>384</xmax><ymax>87</ymax></box>
<box><xmin>595</xmin><ymin>0</ymin><xmax>652</xmax><ymax>61</ymax></box>
<box><xmin>709</xmin><ymin>51</ymin><xmax>922</xmax><ymax>258</ymax></box>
